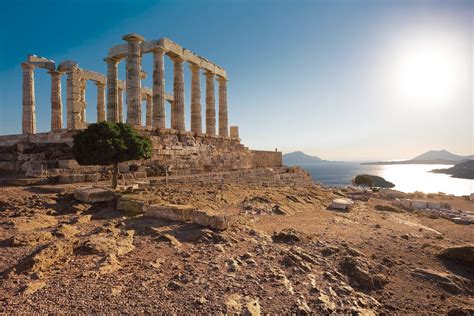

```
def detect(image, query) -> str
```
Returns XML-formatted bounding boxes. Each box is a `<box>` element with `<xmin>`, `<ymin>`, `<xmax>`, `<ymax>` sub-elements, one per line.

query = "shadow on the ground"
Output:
<box><xmin>439</xmin><ymin>258</ymin><xmax>474</xmax><ymax>282</ymax></box>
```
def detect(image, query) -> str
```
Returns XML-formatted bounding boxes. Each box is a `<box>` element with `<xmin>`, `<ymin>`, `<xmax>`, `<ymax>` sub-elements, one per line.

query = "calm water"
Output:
<box><xmin>289</xmin><ymin>162</ymin><xmax>474</xmax><ymax>196</ymax></box>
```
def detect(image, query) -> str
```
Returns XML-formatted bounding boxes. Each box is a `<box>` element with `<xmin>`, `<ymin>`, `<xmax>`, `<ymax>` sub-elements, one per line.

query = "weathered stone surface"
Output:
<box><xmin>331</xmin><ymin>198</ymin><xmax>353</xmax><ymax>210</ymax></box>
<box><xmin>117</xmin><ymin>194</ymin><xmax>160</xmax><ymax>215</ymax></box>
<box><xmin>191</xmin><ymin>210</ymin><xmax>211</xmax><ymax>227</ymax></box>
<box><xmin>74</xmin><ymin>187</ymin><xmax>115</xmax><ymax>203</ymax></box>
<box><xmin>438</xmin><ymin>246</ymin><xmax>474</xmax><ymax>266</ymax></box>
<box><xmin>145</xmin><ymin>204</ymin><xmax>195</xmax><ymax>222</ymax></box>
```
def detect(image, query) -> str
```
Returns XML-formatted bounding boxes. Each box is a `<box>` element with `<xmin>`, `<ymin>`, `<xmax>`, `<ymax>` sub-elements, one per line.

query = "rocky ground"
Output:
<box><xmin>0</xmin><ymin>182</ymin><xmax>473</xmax><ymax>314</ymax></box>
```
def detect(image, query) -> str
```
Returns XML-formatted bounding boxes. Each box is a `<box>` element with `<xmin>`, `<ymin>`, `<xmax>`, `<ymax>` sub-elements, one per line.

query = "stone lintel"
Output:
<box><xmin>27</xmin><ymin>55</ymin><xmax>55</xmax><ymax>71</ymax></box>
<box><xmin>81</xmin><ymin>69</ymin><xmax>106</xmax><ymax>84</ymax></box>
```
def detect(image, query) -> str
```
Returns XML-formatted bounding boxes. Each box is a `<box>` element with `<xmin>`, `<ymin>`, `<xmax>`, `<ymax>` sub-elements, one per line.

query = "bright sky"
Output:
<box><xmin>0</xmin><ymin>0</ymin><xmax>472</xmax><ymax>160</ymax></box>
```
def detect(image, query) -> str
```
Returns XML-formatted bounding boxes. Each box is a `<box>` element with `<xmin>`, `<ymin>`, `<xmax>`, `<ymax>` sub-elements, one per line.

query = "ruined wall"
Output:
<box><xmin>251</xmin><ymin>150</ymin><xmax>282</xmax><ymax>168</ymax></box>
<box><xmin>0</xmin><ymin>129</ymin><xmax>282</xmax><ymax>182</ymax></box>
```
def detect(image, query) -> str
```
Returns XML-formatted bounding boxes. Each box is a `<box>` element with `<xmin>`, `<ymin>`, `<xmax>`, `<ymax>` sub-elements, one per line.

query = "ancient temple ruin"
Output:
<box><xmin>0</xmin><ymin>34</ymin><xmax>285</xmax><ymax>185</ymax></box>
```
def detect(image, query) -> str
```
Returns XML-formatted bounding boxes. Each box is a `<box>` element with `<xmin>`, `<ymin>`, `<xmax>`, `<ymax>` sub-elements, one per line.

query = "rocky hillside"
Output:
<box><xmin>0</xmin><ymin>182</ymin><xmax>472</xmax><ymax>314</ymax></box>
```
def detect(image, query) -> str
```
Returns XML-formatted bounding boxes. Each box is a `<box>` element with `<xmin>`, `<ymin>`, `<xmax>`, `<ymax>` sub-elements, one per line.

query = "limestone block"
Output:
<box><xmin>411</xmin><ymin>200</ymin><xmax>428</xmax><ymax>209</ymax></box>
<box><xmin>145</xmin><ymin>204</ymin><xmax>195</xmax><ymax>222</ymax></box>
<box><xmin>85</xmin><ymin>174</ymin><xmax>99</xmax><ymax>182</ymax></box>
<box><xmin>74</xmin><ymin>187</ymin><xmax>115</xmax><ymax>203</ymax></box>
<box><xmin>133</xmin><ymin>171</ymin><xmax>147</xmax><ymax>179</ymax></box>
<box><xmin>427</xmin><ymin>202</ymin><xmax>441</xmax><ymax>210</ymax></box>
<box><xmin>470</xmin><ymin>193</ymin><xmax>474</xmax><ymax>202</ymax></box>
<box><xmin>117</xmin><ymin>195</ymin><xmax>149</xmax><ymax>215</ymax></box>
<box><xmin>191</xmin><ymin>210</ymin><xmax>210</xmax><ymax>227</ymax></box>
<box><xmin>331</xmin><ymin>198</ymin><xmax>353</xmax><ymax>210</ymax></box>
<box><xmin>59</xmin><ymin>174</ymin><xmax>85</xmax><ymax>183</ymax></box>
<box><xmin>58</xmin><ymin>160</ymin><xmax>79</xmax><ymax>169</ymax></box>
<box><xmin>400</xmin><ymin>199</ymin><xmax>412</xmax><ymax>209</ymax></box>
<box><xmin>209</xmin><ymin>214</ymin><xmax>233</xmax><ymax>230</ymax></box>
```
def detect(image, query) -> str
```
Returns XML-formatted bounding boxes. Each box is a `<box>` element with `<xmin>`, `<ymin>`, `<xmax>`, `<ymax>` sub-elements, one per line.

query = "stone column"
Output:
<box><xmin>123</xmin><ymin>33</ymin><xmax>144</xmax><ymax>126</ymax></box>
<box><xmin>118</xmin><ymin>87</ymin><xmax>124</xmax><ymax>123</ymax></box>
<box><xmin>205</xmin><ymin>71</ymin><xmax>216</xmax><ymax>135</ymax></box>
<box><xmin>152</xmin><ymin>48</ymin><xmax>166</xmax><ymax>128</ymax></box>
<box><xmin>189</xmin><ymin>63</ymin><xmax>202</xmax><ymax>134</ymax></box>
<box><xmin>80</xmin><ymin>79</ymin><xmax>87</xmax><ymax>124</ymax></box>
<box><xmin>230</xmin><ymin>126</ymin><xmax>239</xmax><ymax>139</ymax></box>
<box><xmin>66</xmin><ymin>66</ymin><xmax>84</xmax><ymax>129</ymax></box>
<box><xmin>217</xmin><ymin>76</ymin><xmax>228</xmax><ymax>137</ymax></box>
<box><xmin>22</xmin><ymin>63</ymin><xmax>36</xmax><ymax>134</ymax></box>
<box><xmin>49</xmin><ymin>70</ymin><xmax>62</xmax><ymax>131</ymax></box>
<box><xmin>105</xmin><ymin>58</ymin><xmax>119</xmax><ymax>122</ymax></box>
<box><xmin>96</xmin><ymin>82</ymin><xmax>106</xmax><ymax>122</ymax></box>
<box><xmin>146</xmin><ymin>93</ymin><xmax>152</xmax><ymax>127</ymax></box>
<box><xmin>171</xmin><ymin>56</ymin><xmax>185</xmax><ymax>131</ymax></box>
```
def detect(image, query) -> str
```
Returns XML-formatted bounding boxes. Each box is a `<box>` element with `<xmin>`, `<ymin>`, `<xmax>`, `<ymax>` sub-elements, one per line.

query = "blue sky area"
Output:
<box><xmin>0</xmin><ymin>0</ymin><xmax>472</xmax><ymax>160</ymax></box>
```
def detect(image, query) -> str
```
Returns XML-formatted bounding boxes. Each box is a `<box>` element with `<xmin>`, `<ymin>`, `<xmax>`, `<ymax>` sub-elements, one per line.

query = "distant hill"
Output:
<box><xmin>283</xmin><ymin>151</ymin><xmax>328</xmax><ymax>164</ymax></box>
<box><xmin>363</xmin><ymin>150</ymin><xmax>474</xmax><ymax>165</ymax></box>
<box><xmin>432</xmin><ymin>160</ymin><xmax>474</xmax><ymax>180</ymax></box>
<box><xmin>412</xmin><ymin>150</ymin><xmax>474</xmax><ymax>162</ymax></box>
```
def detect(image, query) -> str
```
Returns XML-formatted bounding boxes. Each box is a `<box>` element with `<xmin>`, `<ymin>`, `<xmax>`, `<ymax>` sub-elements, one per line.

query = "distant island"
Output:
<box><xmin>431</xmin><ymin>160</ymin><xmax>474</xmax><ymax>180</ymax></box>
<box><xmin>363</xmin><ymin>149</ymin><xmax>474</xmax><ymax>165</ymax></box>
<box><xmin>283</xmin><ymin>151</ymin><xmax>332</xmax><ymax>164</ymax></box>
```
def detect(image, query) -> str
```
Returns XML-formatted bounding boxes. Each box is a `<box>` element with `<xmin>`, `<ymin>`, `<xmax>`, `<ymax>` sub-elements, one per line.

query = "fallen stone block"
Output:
<box><xmin>74</xmin><ymin>187</ymin><xmax>115</xmax><ymax>203</ymax></box>
<box><xmin>145</xmin><ymin>204</ymin><xmax>195</xmax><ymax>222</ymax></box>
<box><xmin>331</xmin><ymin>198</ymin><xmax>353</xmax><ymax>210</ymax></box>
<box><xmin>59</xmin><ymin>174</ymin><xmax>85</xmax><ymax>183</ymax></box>
<box><xmin>192</xmin><ymin>210</ymin><xmax>211</xmax><ymax>227</ymax></box>
<box><xmin>209</xmin><ymin>215</ymin><xmax>233</xmax><ymax>230</ymax></box>
<box><xmin>400</xmin><ymin>199</ymin><xmax>412</xmax><ymax>209</ymax></box>
<box><xmin>117</xmin><ymin>194</ymin><xmax>160</xmax><ymax>216</ymax></box>
<box><xmin>411</xmin><ymin>200</ymin><xmax>428</xmax><ymax>209</ymax></box>
<box><xmin>427</xmin><ymin>201</ymin><xmax>441</xmax><ymax>210</ymax></box>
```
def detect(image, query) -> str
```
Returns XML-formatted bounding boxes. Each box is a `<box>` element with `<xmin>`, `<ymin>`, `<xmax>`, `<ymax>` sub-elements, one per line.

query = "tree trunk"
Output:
<box><xmin>112</xmin><ymin>162</ymin><xmax>119</xmax><ymax>190</ymax></box>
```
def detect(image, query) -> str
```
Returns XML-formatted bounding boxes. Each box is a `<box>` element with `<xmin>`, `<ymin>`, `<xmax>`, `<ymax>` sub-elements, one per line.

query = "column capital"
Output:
<box><xmin>94</xmin><ymin>81</ymin><xmax>106</xmax><ymax>88</ymax></box>
<box><xmin>47</xmin><ymin>70</ymin><xmax>63</xmax><ymax>76</ymax></box>
<box><xmin>170</xmin><ymin>55</ymin><xmax>184</xmax><ymax>64</ymax></box>
<box><xmin>188</xmin><ymin>62</ymin><xmax>200</xmax><ymax>72</ymax></box>
<box><xmin>216</xmin><ymin>75</ymin><xmax>228</xmax><ymax>83</ymax></box>
<box><xmin>204</xmin><ymin>70</ymin><xmax>215</xmax><ymax>78</ymax></box>
<box><xmin>21</xmin><ymin>62</ymin><xmax>35</xmax><ymax>70</ymax></box>
<box><xmin>104</xmin><ymin>57</ymin><xmax>120</xmax><ymax>65</ymax></box>
<box><xmin>152</xmin><ymin>46</ymin><xmax>167</xmax><ymax>55</ymax></box>
<box><xmin>122</xmin><ymin>33</ymin><xmax>145</xmax><ymax>43</ymax></box>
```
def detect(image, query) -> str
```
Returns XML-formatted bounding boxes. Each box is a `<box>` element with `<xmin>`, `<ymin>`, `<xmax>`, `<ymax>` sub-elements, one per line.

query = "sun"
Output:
<box><xmin>387</xmin><ymin>34</ymin><xmax>465</xmax><ymax>109</ymax></box>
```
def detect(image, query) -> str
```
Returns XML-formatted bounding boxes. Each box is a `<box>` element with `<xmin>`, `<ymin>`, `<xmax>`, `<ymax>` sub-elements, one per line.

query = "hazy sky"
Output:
<box><xmin>0</xmin><ymin>0</ymin><xmax>472</xmax><ymax>160</ymax></box>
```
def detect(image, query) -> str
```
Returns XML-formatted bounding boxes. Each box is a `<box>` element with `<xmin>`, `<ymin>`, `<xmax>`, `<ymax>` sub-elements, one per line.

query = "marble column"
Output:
<box><xmin>123</xmin><ymin>33</ymin><xmax>144</xmax><ymax>126</ymax></box>
<box><xmin>66</xmin><ymin>66</ymin><xmax>83</xmax><ymax>129</ymax></box>
<box><xmin>22</xmin><ymin>63</ymin><xmax>36</xmax><ymax>134</ymax></box>
<box><xmin>105</xmin><ymin>58</ymin><xmax>119</xmax><ymax>122</ymax></box>
<box><xmin>118</xmin><ymin>87</ymin><xmax>124</xmax><ymax>123</ymax></box>
<box><xmin>217</xmin><ymin>76</ymin><xmax>228</xmax><ymax>137</ymax></box>
<box><xmin>189</xmin><ymin>63</ymin><xmax>202</xmax><ymax>134</ymax></box>
<box><xmin>152</xmin><ymin>48</ymin><xmax>166</xmax><ymax>128</ymax></box>
<box><xmin>146</xmin><ymin>94</ymin><xmax>152</xmax><ymax>127</ymax></box>
<box><xmin>80</xmin><ymin>79</ymin><xmax>87</xmax><ymax>124</ymax></box>
<box><xmin>171</xmin><ymin>56</ymin><xmax>185</xmax><ymax>131</ymax></box>
<box><xmin>205</xmin><ymin>71</ymin><xmax>216</xmax><ymax>135</ymax></box>
<box><xmin>49</xmin><ymin>70</ymin><xmax>62</xmax><ymax>131</ymax></box>
<box><xmin>96</xmin><ymin>82</ymin><xmax>106</xmax><ymax>122</ymax></box>
<box><xmin>230</xmin><ymin>126</ymin><xmax>239</xmax><ymax>139</ymax></box>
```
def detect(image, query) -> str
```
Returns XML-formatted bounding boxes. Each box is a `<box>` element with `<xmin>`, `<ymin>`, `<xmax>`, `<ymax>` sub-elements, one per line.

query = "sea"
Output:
<box><xmin>287</xmin><ymin>162</ymin><xmax>474</xmax><ymax>196</ymax></box>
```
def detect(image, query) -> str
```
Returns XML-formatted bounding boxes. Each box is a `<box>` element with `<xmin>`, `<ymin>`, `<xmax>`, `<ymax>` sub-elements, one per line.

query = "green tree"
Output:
<box><xmin>72</xmin><ymin>122</ymin><xmax>152</xmax><ymax>189</ymax></box>
<box><xmin>353</xmin><ymin>174</ymin><xmax>375</xmax><ymax>191</ymax></box>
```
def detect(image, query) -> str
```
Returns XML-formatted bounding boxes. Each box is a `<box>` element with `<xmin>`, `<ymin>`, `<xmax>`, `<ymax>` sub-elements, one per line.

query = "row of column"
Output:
<box><xmin>21</xmin><ymin>62</ymin><xmax>106</xmax><ymax>134</ymax></box>
<box><xmin>105</xmin><ymin>34</ymin><xmax>229</xmax><ymax>136</ymax></box>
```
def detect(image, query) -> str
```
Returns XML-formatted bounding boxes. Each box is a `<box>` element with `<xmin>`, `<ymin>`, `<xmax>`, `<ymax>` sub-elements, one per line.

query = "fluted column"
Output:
<box><xmin>123</xmin><ymin>33</ymin><xmax>144</xmax><ymax>126</ymax></box>
<box><xmin>217</xmin><ymin>76</ymin><xmax>228</xmax><ymax>137</ymax></box>
<box><xmin>205</xmin><ymin>71</ymin><xmax>216</xmax><ymax>135</ymax></box>
<box><xmin>146</xmin><ymin>94</ymin><xmax>152</xmax><ymax>127</ymax></box>
<box><xmin>118</xmin><ymin>87</ymin><xmax>124</xmax><ymax>123</ymax></box>
<box><xmin>105</xmin><ymin>58</ymin><xmax>119</xmax><ymax>122</ymax></box>
<box><xmin>49</xmin><ymin>70</ymin><xmax>62</xmax><ymax>131</ymax></box>
<box><xmin>171</xmin><ymin>56</ymin><xmax>185</xmax><ymax>131</ymax></box>
<box><xmin>66</xmin><ymin>66</ymin><xmax>84</xmax><ymax>129</ymax></box>
<box><xmin>152</xmin><ymin>48</ymin><xmax>166</xmax><ymax>128</ymax></box>
<box><xmin>96</xmin><ymin>82</ymin><xmax>106</xmax><ymax>122</ymax></box>
<box><xmin>189</xmin><ymin>63</ymin><xmax>202</xmax><ymax>134</ymax></box>
<box><xmin>22</xmin><ymin>63</ymin><xmax>36</xmax><ymax>134</ymax></box>
<box><xmin>80</xmin><ymin>79</ymin><xmax>87</xmax><ymax>124</ymax></box>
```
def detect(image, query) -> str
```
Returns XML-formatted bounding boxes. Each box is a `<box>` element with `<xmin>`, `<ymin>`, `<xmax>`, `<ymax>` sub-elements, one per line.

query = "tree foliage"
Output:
<box><xmin>72</xmin><ymin>122</ymin><xmax>152</xmax><ymax>188</ymax></box>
